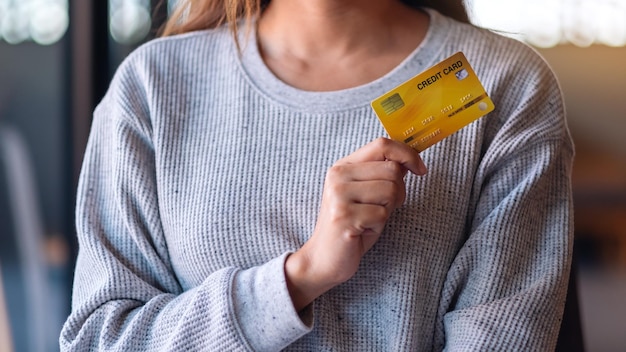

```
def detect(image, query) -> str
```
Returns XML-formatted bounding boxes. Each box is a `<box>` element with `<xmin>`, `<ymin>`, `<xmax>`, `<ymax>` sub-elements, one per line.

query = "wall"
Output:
<box><xmin>538</xmin><ymin>44</ymin><xmax>626</xmax><ymax>352</ymax></box>
<box><xmin>538</xmin><ymin>45</ymin><xmax>626</xmax><ymax>156</ymax></box>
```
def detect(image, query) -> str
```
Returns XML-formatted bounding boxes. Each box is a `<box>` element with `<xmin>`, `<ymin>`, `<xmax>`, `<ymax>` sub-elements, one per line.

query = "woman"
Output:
<box><xmin>61</xmin><ymin>0</ymin><xmax>574</xmax><ymax>350</ymax></box>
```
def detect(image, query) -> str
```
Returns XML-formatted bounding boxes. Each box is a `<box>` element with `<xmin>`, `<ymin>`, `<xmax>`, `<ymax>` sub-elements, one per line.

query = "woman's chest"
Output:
<box><xmin>151</xmin><ymin>105</ymin><xmax>478</xmax><ymax>290</ymax></box>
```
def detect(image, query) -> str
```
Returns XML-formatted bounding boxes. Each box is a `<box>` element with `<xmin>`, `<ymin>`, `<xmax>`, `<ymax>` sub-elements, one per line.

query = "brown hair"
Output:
<box><xmin>161</xmin><ymin>0</ymin><xmax>468</xmax><ymax>39</ymax></box>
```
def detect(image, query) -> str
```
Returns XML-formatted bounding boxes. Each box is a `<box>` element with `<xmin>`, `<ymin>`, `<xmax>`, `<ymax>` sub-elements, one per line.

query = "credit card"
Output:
<box><xmin>371</xmin><ymin>52</ymin><xmax>494</xmax><ymax>152</ymax></box>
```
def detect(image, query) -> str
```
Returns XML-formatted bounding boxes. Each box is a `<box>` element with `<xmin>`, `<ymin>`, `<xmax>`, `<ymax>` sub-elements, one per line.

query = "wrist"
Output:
<box><xmin>284</xmin><ymin>250</ymin><xmax>332</xmax><ymax>312</ymax></box>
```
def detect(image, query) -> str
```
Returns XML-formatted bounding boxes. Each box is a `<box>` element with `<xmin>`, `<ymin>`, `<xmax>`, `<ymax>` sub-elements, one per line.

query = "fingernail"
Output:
<box><xmin>417</xmin><ymin>160</ymin><xmax>428</xmax><ymax>175</ymax></box>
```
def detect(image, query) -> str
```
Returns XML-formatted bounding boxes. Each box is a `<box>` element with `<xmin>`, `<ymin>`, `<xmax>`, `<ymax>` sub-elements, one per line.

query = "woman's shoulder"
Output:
<box><xmin>95</xmin><ymin>27</ymin><xmax>235</xmax><ymax>125</ymax></box>
<box><xmin>104</xmin><ymin>26</ymin><xmax>236</xmax><ymax>102</ymax></box>
<box><xmin>123</xmin><ymin>26</ymin><xmax>235</xmax><ymax>70</ymax></box>
<box><xmin>430</xmin><ymin>12</ymin><xmax>569</xmax><ymax>145</ymax></box>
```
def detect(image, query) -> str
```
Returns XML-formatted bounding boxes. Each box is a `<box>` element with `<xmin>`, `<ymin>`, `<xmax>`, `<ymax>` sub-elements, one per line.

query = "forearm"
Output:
<box><xmin>63</xmin><ymin>251</ymin><xmax>313</xmax><ymax>352</ymax></box>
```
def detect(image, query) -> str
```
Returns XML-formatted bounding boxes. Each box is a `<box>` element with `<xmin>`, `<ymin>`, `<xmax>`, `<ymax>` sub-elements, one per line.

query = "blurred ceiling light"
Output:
<box><xmin>1</xmin><ymin>5</ymin><xmax>30</xmax><ymax>44</ymax></box>
<box><xmin>595</xmin><ymin>1</ymin><xmax>626</xmax><ymax>46</ymax></box>
<box><xmin>109</xmin><ymin>0</ymin><xmax>151</xmax><ymax>45</ymax></box>
<box><xmin>468</xmin><ymin>0</ymin><xmax>626</xmax><ymax>47</ymax></box>
<box><xmin>524</xmin><ymin>0</ymin><xmax>562</xmax><ymax>48</ymax></box>
<box><xmin>30</xmin><ymin>2</ymin><xmax>69</xmax><ymax>45</ymax></box>
<box><xmin>0</xmin><ymin>0</ymin><xmax>68</xmax><ymax>45</ymax></box>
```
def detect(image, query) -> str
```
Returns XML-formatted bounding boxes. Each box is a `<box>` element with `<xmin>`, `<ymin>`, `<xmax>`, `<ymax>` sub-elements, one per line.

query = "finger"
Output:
<box><xmin>339</xmin><ymin>179</ymin><xmax>406</xmax><ymax>209</ymax></box>
<box><xmin>328</xmin><ymin>160</ymin><xmax>407</xmax><ymax>183</ymax></box>
<box><xmin>347</xmin><ymin>203</ymin><xmax>391</xmax><ymax>237</ymax></box>
<box><xmin>338</xmin><ymin>138</ymin><xmax>427</xmax><ymax>175</ymax></box>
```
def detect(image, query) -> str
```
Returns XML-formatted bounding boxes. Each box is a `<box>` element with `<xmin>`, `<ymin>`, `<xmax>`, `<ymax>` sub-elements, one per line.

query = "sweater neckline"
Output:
<box><xmin>237</xmin><ymin>8</ymin><xmax>451</xmax><ymax>113</ymax></box>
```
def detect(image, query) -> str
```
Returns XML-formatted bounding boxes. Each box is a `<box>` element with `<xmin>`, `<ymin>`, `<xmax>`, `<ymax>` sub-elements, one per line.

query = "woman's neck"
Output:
<box><xmin>256</xmin><ymin>0</ymin><xmax>429</xmax><ymax>91</ymax></box>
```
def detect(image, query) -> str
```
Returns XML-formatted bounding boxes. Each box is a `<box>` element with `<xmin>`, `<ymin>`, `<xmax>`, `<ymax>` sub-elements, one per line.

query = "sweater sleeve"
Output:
<box><xmin>59</xmin><ymin>51</ymin><xmax>312</xmax><ymax>352</ymax></box>
<box><xmin>435</xmin><ymin>47</ymin><xmax>574</xmax><ymax>351</ymax></box>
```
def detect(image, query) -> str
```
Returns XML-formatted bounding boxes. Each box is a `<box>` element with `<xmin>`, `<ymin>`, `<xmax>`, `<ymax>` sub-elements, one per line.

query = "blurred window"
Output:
<box><xmin>468</xmin><ymin>0</ymin><xmax>626</xmax><ymax>47</ymax></box>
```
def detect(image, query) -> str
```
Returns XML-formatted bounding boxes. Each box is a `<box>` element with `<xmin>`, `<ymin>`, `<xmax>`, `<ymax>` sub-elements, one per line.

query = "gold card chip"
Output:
<box><xmin>380</xmin><ymin>93</ymin><xmax>405</xmax><ymax>115</ymax></box>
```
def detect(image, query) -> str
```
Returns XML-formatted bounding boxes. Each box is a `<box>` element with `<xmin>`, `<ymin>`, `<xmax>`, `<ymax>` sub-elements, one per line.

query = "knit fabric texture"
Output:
<box><xmin>61</xmin><ymin>8</ymin><xmax>574</xmax><ymax>352</ymax></box>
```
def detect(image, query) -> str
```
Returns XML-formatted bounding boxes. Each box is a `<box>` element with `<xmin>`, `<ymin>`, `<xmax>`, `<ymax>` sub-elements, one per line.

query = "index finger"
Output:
<box><xmin>338</xmin><ymin>138</ymin><xmax>428</xmax><ymax>176</ymax></box>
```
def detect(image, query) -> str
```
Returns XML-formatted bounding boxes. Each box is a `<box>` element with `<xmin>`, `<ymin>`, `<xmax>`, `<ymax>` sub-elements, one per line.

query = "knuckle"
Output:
<box><xmin>373</xmin><ymin>137</ymin><xmax>391</xmax><ymax>148</ymax></box>
<box><xmin>385</xmin><ymin>161</ymin><xmax>403</xmax><ymax>175</ymax></box>
<box><xmin>376</xmin><ymin>181</ymin><xmax>392</xmax><ymax>197</ymax></box>
<box><xmin>379</xmin><ymin>179</ymin><xmax>400</xmax><ymax>197</ymax></box>
<box><xmin>327</xmin><ymin>164</ymin><xmax>347</xmax><ymax>178</ymax></box>
<box><xmin>395</xmin><ymin>180</ymin><xmax>405</xmax><ymax>194</ymax></box>
<box><xmin>330</xmin><ymin>204</ymin><xmax>356</xmax><ymax>226</ymax></box>
<box><xmin>325</xmin><ymin>178</ymin><xmax>348</xmax><ymax>196</ymax></box>
<box><xmin>388</xmin><ymin>181</ymin><xmax>401</xmax><ymax>196</ymax></box>
<box><xmin>373</xmin><ymin>205</ymin><xmax>390</xmax><ymax>221</ymax></box>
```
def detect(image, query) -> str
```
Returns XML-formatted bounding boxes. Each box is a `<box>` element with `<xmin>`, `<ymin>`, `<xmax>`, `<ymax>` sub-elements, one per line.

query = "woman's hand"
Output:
<box><xmin>285</xmin><ymin>138</ymin><xmax>427</xmax><ymax>311</ymax></box>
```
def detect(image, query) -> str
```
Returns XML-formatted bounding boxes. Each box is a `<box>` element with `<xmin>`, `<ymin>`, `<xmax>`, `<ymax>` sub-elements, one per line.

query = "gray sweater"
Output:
<box><xmin>61</xmin><ymin>9</ymin><xmax>574</xmax><ymax>352</ymax></box>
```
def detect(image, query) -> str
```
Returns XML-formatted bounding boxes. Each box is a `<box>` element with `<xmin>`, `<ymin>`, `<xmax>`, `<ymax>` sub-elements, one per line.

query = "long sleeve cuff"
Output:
<box><xmin>232</xmin><ymin>252</ymin><xmax>314</xmax><ymax>351</ymax></box>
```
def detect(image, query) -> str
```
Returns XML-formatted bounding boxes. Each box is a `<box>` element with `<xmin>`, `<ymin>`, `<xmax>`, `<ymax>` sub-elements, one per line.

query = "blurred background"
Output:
<box><xmin>0</xmin><ymin>0</ymin><xmax>624</xmax><ymax>351</ymax></box>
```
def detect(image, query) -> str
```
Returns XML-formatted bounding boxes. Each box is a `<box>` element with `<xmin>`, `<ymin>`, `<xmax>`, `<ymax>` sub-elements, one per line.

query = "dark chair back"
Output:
<box><xmin>555</xmin><ymin>246</ymin><xmax>585</xmax><ymax>351</ymax></box>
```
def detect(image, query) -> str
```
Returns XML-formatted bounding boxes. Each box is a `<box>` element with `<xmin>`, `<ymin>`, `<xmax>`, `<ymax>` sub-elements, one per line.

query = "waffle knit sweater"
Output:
<box><xmin>61</xmin><ymin>8</ymin><xmax>574</xmax><ymax>352</ymax></box>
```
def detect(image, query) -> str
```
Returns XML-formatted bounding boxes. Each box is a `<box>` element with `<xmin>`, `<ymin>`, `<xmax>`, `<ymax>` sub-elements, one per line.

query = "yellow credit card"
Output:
<box><xmin>371</xmin><ymin>52</ymin><xmax>494</xmax><ymax>152</ymax></box>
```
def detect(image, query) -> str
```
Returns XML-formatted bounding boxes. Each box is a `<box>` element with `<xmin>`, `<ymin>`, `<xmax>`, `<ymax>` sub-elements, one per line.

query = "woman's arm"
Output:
<box><xmin>435</xmin><ymin>47</ymin><xmax>574</xmax><ymax>351</ymax></box>
<box><xmin>60</xmin><ymin>57</ymin><xmax>312</xmax><ymax>352</ymax></box>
